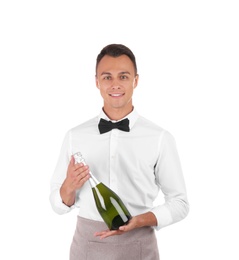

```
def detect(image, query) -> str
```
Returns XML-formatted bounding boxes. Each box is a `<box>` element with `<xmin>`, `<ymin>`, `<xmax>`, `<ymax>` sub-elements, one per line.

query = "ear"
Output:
<box><xmin>133</xmin><ymin>74</ymin><xmax>139</xmax><ymax>89</ymax></box>
<box><xmin>95</xmin><ymin>76</ymin><xmax>100</xmax><ymax>89</ymax></box>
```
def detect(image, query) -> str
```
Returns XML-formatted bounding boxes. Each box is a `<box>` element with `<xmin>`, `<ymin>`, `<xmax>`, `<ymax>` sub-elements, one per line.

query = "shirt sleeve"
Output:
<box><xmin>49</xmin><ymin>130</ymin><xmax>76</xmax><ymax>214</ymax></box>
<box><xmin>150</xmin><ymin>131</ymin><xmax>189</xmax><ymax>230</ymax></box>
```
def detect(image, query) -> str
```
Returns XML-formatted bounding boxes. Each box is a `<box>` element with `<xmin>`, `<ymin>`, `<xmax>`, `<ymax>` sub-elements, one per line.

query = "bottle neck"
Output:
<box><xmin>88</xmin><ymin>172</ymin><xmax>100</xmax><ymax>188</ymax></box>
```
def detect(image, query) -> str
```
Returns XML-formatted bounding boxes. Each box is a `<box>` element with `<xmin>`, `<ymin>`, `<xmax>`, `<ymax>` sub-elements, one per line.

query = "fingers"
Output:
<box><xmin>68</xmin><ymin>159</ymin><xmax>89</xmax><ymax>178</ymax></box>
<box><xmin>74</xmin><ymin>163</ymin><xmax>88</xmax><ymax>176</ymax></box>
<box><xmin>66</xmin><ymin>158</ymin><xmax>90</xmax><ymax>190</ymax></box>
<box><xmin>73</xmin><ymin>165</ymin><xmax>90</xmax><ymax>186</ymax></box>
<box><xmin>94</xmin><ymin>229</ymin><xmax>124</xmax><ymax>239</ymax></box>
<box><xmin>94</xmin><ymin>218</ymin><xmax>136</xmax><ymax>239</ymax></box>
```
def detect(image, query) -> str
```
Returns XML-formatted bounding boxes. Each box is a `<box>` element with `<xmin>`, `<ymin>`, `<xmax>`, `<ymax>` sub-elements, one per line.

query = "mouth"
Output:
<box><xmin>109</xmin><ymin>93</ymin><xmax>124</xmax><ymax>97</ymax></box>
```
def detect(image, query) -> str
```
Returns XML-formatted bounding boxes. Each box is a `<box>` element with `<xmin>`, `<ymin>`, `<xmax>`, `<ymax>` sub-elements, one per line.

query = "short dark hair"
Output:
<box><xmin>96</xmin><ymin>44</ymin><xmax>137</xmax><ymax>75</ymax></box>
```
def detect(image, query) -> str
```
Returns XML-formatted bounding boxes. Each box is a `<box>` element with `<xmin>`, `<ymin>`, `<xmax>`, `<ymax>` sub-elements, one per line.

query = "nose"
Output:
<box><xmin>111</xmin><ymin>78</ymin><xmax>121</xmax><ymax>89</ymax></box>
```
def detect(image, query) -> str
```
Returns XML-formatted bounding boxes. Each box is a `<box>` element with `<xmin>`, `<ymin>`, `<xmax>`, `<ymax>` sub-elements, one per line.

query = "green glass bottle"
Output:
<box><xmin>73</xmin><ymin>152</ymin><xmax>132</xmax><ymax>230</ymax></box>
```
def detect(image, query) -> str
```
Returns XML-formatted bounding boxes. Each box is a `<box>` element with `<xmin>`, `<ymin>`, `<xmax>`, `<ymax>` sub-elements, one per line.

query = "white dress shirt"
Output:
<box><xmin>50</xmin><ymin>109</ymin><xmax>189</xmax><ymax>230</ymax></box>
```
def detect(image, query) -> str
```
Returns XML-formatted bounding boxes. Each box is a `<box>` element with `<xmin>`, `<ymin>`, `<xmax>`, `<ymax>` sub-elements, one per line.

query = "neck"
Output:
<box><xmin>103</xmin><ymin>106</ymin><xmax>134</xmax><ymax>121</ymax></box>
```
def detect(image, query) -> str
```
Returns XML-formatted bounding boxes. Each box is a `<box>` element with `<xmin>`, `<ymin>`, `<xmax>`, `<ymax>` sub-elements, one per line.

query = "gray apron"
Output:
<box><xmin>70</xmin><ymin>216</ymin><xmax>160</xmax><ymax>260</ymax></box>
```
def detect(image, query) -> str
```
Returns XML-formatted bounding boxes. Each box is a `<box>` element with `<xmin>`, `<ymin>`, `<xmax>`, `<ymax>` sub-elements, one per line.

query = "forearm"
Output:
<box><xmin>60</xmin><ymin>181</ymin><xmax>76</xmax><ymax>207</ymax></box>
<box><xmin>134</xmin><ymin>212</ymin><xmax>157</xmax><ymax>228</ymax></box>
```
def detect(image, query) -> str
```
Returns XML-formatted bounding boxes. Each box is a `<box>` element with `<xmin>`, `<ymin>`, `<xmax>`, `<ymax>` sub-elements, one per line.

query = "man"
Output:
<box><xmin>50</xmin><ymin>44</ymin><xmax>189</xmax><ymax>259</ymax></box>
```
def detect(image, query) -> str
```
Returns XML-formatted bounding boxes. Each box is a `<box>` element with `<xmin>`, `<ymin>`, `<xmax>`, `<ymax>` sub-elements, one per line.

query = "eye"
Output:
<box><xmin>120</xmin><ymin>75</ymin><xmax>128</xmax><ymax>80</ymax></box>
<box><xmin>103</xmin><ymin>75</ymin><xmax>111</xmax><ymax>80</ymax></box>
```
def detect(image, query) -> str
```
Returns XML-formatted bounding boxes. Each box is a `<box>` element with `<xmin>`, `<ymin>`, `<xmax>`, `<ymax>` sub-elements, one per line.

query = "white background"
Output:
<box><xmin>0</xmin><ymin>1</ymin><xmax>238</xmax><ymax>259</ymax></box>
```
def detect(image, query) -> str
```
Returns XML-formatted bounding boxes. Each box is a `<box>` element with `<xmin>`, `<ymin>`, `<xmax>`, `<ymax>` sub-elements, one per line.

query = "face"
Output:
<box><xmin>96</xmin><ymin>55</ymin><xmax>138</xmax><ymax>116</ymax></box>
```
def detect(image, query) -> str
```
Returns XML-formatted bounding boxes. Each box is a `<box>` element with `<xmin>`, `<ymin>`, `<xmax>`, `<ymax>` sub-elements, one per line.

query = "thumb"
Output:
<box><xmin>70</xmin><ymin>155</ymin><xmax>75</xmax><ymax>165</ymax></box>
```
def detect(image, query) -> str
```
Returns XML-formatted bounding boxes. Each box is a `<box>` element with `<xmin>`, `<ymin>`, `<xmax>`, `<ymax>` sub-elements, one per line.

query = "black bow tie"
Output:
<box><xmin>98</xmin><ymin>118</ymin><xmax>130</xmax><ymax>134</ymax></box>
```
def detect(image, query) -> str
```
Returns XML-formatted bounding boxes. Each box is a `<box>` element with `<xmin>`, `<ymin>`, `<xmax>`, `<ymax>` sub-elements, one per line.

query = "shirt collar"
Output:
<box><xmin>98</xmin><ymin>108</ymin><xmax>139</xmax><ymax>130</ymax></box>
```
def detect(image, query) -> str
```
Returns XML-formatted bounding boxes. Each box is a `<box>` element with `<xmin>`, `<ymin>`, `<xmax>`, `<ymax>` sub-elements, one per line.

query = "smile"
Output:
<box><xmin>109</xmin><ymin>93</ymin><xmax>124</xmax><ymax>97</ymax></box>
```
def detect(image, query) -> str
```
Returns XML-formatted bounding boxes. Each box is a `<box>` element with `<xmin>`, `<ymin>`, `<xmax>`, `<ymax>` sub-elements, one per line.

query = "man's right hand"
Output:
<box><xmin>60</xmin><ymin>156</ymin><xmax>90</xmax><ymax>206</ymax></box>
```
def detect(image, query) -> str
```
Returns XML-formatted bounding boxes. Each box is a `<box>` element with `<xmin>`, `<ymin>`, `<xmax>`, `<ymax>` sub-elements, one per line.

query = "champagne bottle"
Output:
<box><xmin>73</xmin><ymin>152</ymin><xmax>132</xmax><ymax>230</ymax></box>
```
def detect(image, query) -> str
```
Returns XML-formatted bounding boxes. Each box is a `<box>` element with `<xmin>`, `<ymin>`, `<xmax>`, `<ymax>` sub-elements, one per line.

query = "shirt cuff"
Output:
<box><xmin>50</xmin><ymin>189</ymin><xmax>75</xmax><ymax>215</ymax></box>
<box><xmin>150</xmin><ymin>205</ymin><xmax>173</xmax><ymax>230</ymax></box>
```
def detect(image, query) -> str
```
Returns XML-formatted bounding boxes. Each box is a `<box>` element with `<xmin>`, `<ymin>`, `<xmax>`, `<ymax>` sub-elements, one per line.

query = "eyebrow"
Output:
<box><xmin>100</xmin><ymin>71</ymin><xmax>131</xmax><ymax>76</ymax></box>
